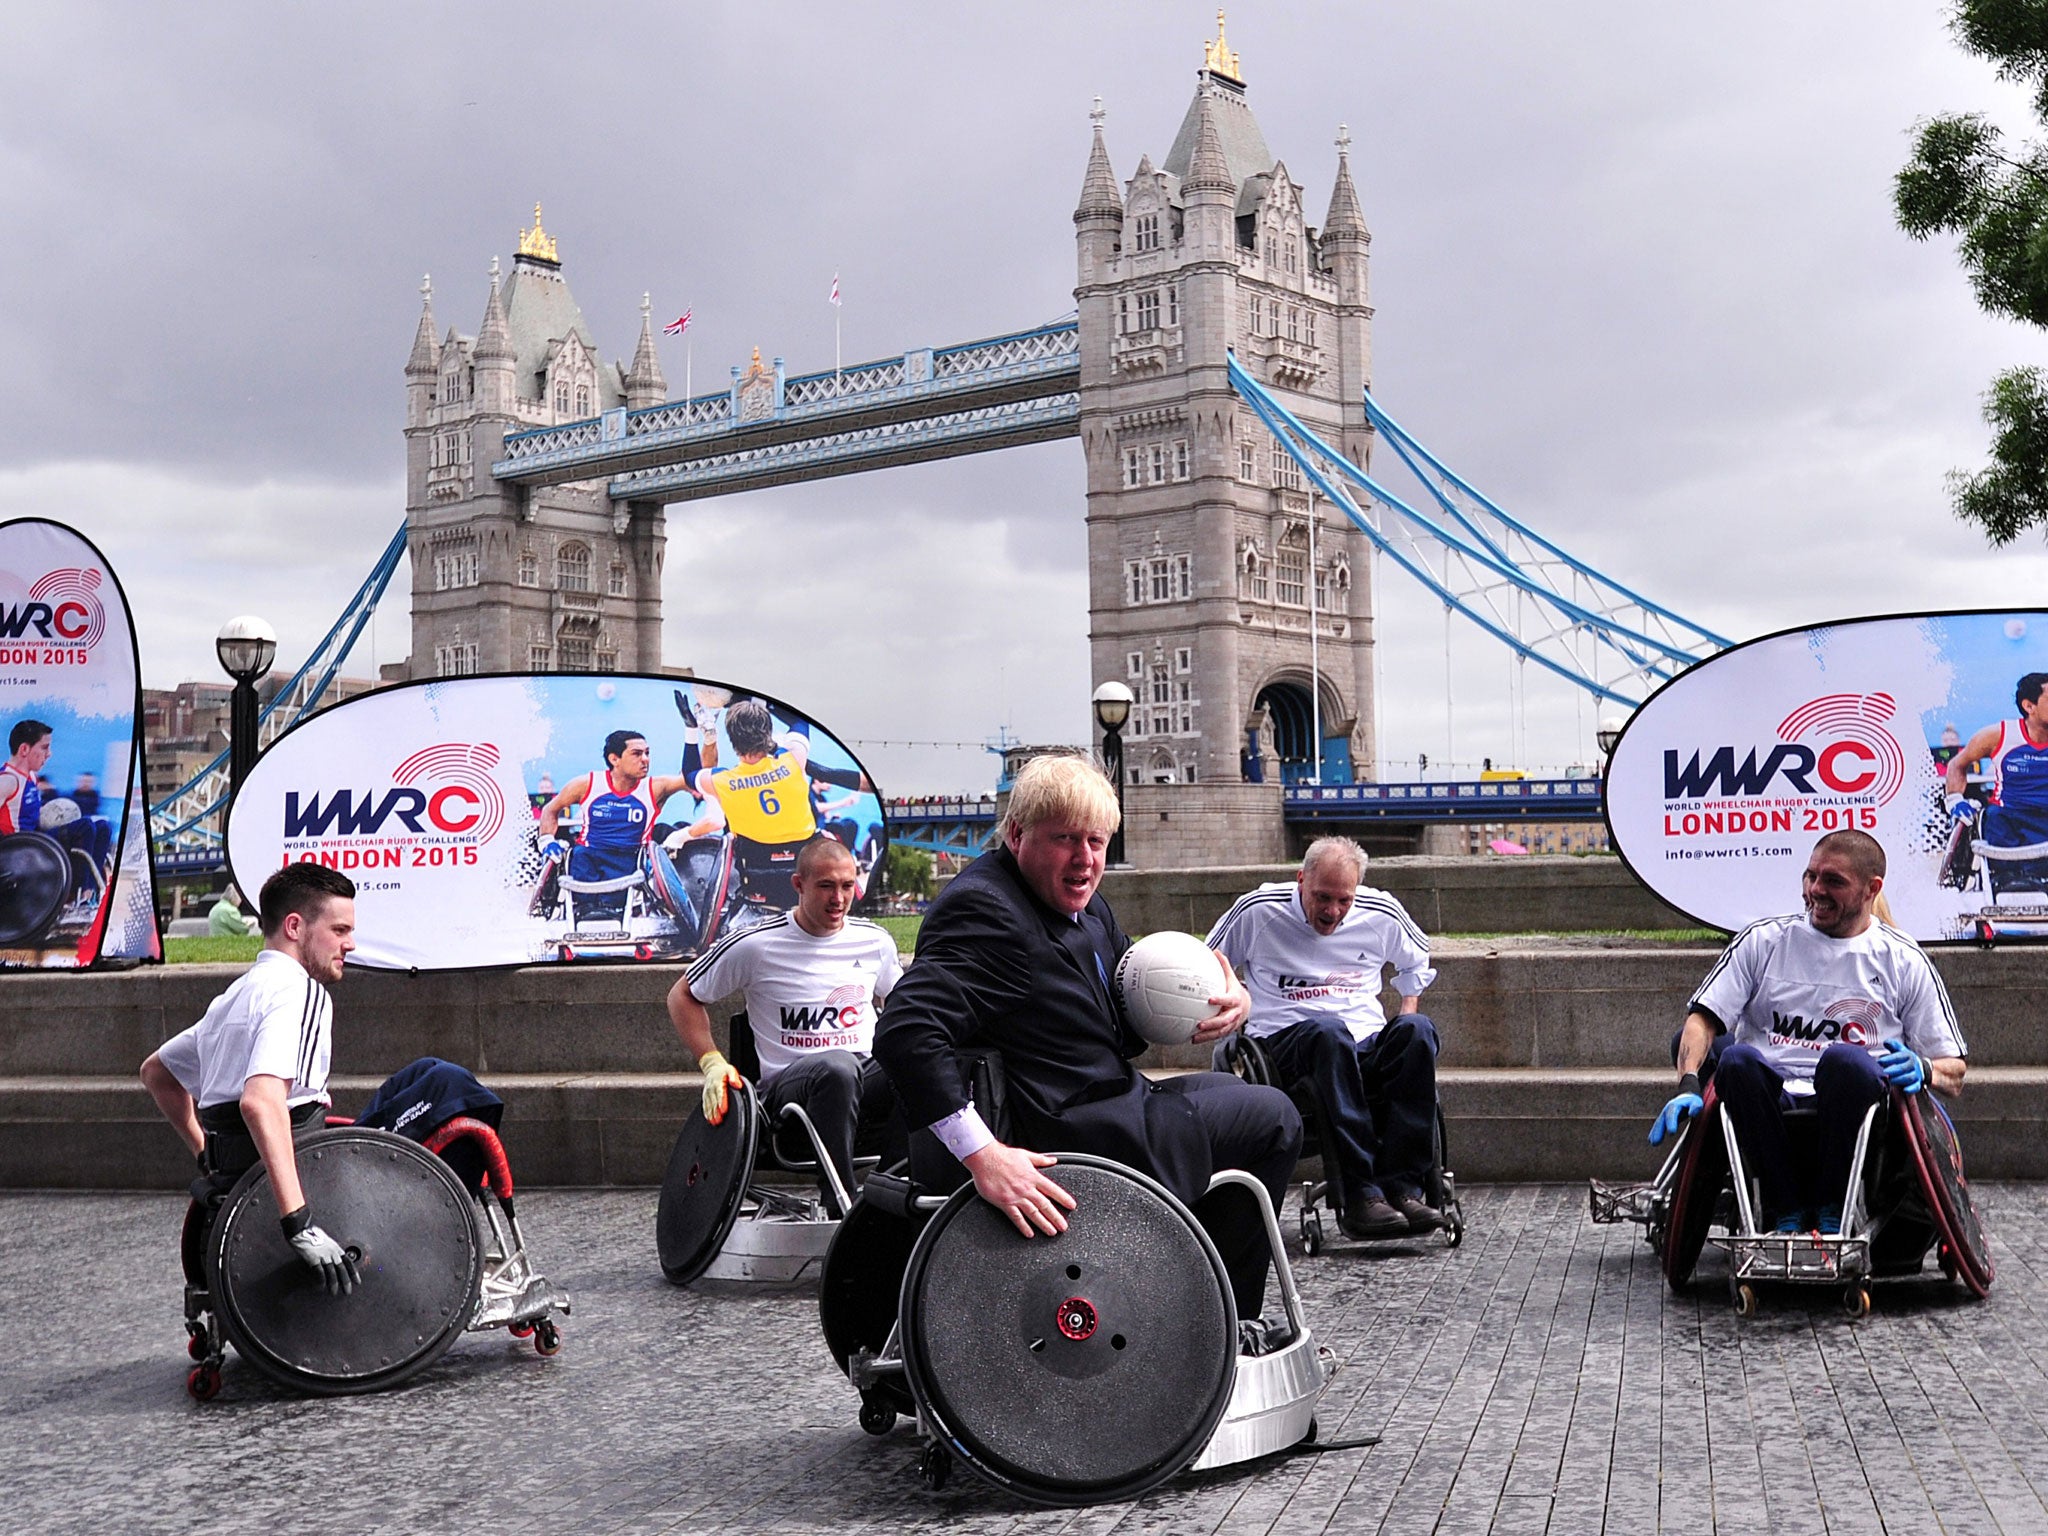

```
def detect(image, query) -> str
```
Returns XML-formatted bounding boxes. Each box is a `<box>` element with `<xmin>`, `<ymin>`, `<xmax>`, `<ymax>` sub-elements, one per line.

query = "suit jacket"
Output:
<box><xmin>874</xmin><ymin>845</ymin><xmax>1217</xmax><ymax>1204</ymax></box>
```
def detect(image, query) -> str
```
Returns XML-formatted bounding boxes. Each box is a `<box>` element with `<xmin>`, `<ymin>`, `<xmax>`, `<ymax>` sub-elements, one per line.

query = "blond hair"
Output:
<box><xmin>998</xmin><ymin>754</ymin><xmax>1120</xmax><ymax>843</ymax></box>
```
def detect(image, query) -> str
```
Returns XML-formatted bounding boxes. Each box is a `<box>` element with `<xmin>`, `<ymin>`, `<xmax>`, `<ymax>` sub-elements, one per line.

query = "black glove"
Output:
<box><xmin>281</xmin><ymin>1205</ymin><xmax>360</xmax><ymax>1295</ymax></box>
<box><xmin>674</xmin><ymin>689</ymin><xmax>698</xmax><ymax>727</ymax></box>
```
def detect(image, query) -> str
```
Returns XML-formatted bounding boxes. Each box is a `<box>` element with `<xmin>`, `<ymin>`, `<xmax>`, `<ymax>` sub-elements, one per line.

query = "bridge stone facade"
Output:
<box><xmin>1077</xmin><ymin>25</ymin><xmax>1377</xmax><ymax>789</ymax></box>
<box><xmin>400</xmin><ymin>206</ymin><xmax>668</xmax><ymax>679</ymax></box>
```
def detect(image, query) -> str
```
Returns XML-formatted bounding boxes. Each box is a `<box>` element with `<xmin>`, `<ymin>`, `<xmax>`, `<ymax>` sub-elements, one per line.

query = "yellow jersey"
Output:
<box><xmin>704</xmin><ymin>752</ymin><xmax>816</xmax><ymax>844</ymax></box>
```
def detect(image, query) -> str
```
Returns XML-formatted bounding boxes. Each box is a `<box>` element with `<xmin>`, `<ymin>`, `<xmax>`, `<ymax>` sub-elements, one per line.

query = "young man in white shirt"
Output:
<box><xmin>139</xmin><ymin>862</ymin><xmax>362</xmax><ymax>1294</ymax></box>
<box><xmin>1209</xmin><ymin>835</ymin><xmax>1443</xmax><ymax>1240</ymax></box>
<box><xmin>1650</xmin><ymin>830</ymin><xmax>1967</xmax><ymax>1234</ymax></box>
<box><xmin>667</xmin><ymin>836</ymin><xmax>902</xmax><ymax>1212</ymax></box>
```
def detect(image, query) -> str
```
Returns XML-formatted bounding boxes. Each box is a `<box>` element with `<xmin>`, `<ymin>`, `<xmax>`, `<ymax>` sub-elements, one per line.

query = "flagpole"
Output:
<box><xmin>835</xmin><ymin>306</ymin><xmax>842</xmax><ymax>394</ymax></box>
<box><xmin>686</xmin><ymin>339</ymin><xmax>693</xmax><ymax>403</ymax></box>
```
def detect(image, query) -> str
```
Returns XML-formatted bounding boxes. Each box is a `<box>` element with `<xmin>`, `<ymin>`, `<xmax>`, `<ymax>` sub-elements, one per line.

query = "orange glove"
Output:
<box><xmin>698</xmin><ymin>1050</ymin><xmax>745</xmax><ymax>1125</ymax></box>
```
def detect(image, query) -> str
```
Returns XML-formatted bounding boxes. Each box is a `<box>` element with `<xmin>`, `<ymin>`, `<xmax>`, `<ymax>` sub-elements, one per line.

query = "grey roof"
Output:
<box><xmin>1162</xmin><ymin>76</ymin><xmax>1274</xmax><ymax>192</ymax></box>
<box><xmin>501</xmin><ymin>255</ymin><xmax>626</xmax><ymax>406</ymax></box>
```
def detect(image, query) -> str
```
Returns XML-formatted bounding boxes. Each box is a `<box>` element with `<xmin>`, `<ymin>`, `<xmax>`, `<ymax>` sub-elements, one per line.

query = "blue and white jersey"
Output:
<box><xmin>1208</xmin><ymin>880</ymin><xmax>1436</xmax><ymax>1044</ymax></box>
<box><xmin>1987</xmin><ymin>719</ymin><xmax>2048</xmax><ymax>814</ymax></box>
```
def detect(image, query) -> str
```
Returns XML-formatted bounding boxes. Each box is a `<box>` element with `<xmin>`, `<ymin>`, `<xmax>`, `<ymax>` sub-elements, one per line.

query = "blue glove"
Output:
<box><xmin>1878</xmin><ymin>1038</ymin><xmax>1926</xmax><ymax>1094</ymax></box>
<box><xmin>1650</xmin><ymin>1073</ymin><xmax>1704</xmax><ymax>1145</ymax></box>
<box><xmin>1945</xmin><ymin>793</ymin><xmax>1979</xmax><ymax>824</ymax></box>
<box><xmin>540</xmin><ymin>838</ymin><xmax>568</xmax><ymax>864</ymax></box>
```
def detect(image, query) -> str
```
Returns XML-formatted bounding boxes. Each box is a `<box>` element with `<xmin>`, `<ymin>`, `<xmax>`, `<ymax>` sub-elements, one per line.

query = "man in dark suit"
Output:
<box><xmin>875</xmin><ymin>754</ymin><xmax>1302</xmax><ymax>1338</ymax></box>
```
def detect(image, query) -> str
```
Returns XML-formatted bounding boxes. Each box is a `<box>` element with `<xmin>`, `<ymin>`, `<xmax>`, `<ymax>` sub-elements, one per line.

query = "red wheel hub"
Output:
<box><xmin>1055</xmin><ymin>1295</ymin><xmax>1098</xmax><ymax>1342</ymax></box>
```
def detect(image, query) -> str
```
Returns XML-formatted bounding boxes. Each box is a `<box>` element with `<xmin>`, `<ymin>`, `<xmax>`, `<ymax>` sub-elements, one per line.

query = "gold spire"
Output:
<box><xmin>517</xmin><ymin>201</ymin><xmax>559</xmax><ymax>264</ymax></box>
<box><xmin>1203</xmin><ymin>9</ymin><xmax>1242</xmax><ymax>82</ymax></box>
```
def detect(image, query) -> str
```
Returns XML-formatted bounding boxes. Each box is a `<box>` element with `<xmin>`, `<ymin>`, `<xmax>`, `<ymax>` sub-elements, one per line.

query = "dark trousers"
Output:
<box><xmin>1261</xmin><ymin>1012</ymin><xmax>1438</xmax><ymax>1209</ymax></box>
<box><xmin>1160</xmin><ymin>1073</ymin><xmax>1301</xmax><ymax>1324</ymax></box>
<box><xmin>759</xmin><ymin>1050</ymin><xmax>904</xmax><ymax>1216</ymax></box>
<box><xmin>1714</xmin><ymin>1041</ymin><xmax>1887</xmax><ymax>1221</ymax></box>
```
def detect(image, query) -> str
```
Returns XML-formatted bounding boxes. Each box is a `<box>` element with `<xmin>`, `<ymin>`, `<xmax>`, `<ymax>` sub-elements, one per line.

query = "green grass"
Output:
<box><xmin>165</xmin><ymin>935</ymin><xmax>264</xmax><ymax>965</ymax></box>
<box><xmin>873</xmin><ymin>915</ymin><xmax>923</xmax><ymax>953</ymax></box>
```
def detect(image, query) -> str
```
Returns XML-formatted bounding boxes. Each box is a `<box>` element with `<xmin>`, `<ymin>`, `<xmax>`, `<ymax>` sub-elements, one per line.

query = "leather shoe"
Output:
<box><xmin>1395</xmin><ymin>1196</ymin><xmax>1447</xmax><ymax>1233</ymax></box>
<box><xmin>1338</xmin><ymin>1197</ymin><xmax>1410</xmax><ymax>1240</ymax></box>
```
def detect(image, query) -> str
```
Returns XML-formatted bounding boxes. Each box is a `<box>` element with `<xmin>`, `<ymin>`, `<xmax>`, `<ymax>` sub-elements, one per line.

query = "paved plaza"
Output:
<box><xmin>6</xmin><ymin>1180</ymin><xmax>2047</xmax><ymax>1534</ymax></box>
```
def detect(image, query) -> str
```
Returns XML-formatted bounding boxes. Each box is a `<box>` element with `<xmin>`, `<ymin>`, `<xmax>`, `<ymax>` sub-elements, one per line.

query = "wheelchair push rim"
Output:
<box><xmin>1661</xmin><ymin>1085</ymin><xmax>1728</xmax><ymax>1293</ymax></box>
<box><xmin>897</xmin><ymin>1153</ymin><xmax>1238</xmax><ymax>1508</ymax></box>
<box><xmin>1898</xmin><ymin>1091</ymin><xmax>1994</xmax><ymax>1296</ymax></box>
<box><xmin>656</xmin><ymin>1079</ymin><xmax>759</xmax><ymax>1285</ymax></box>
<box><xmin>205</xmin><ymin>1128</ymin><xmax>485</xmax><ymax>1395</ymax></box>
<box><xmin>818</xmin><ymin>1192</ymin><xmax>921</xmax><ymax>1422</ymax></box>
<box><xmin>0</xmin><ymin>831</ymin><xmax>71</xmax><ymax>947</ymax></box>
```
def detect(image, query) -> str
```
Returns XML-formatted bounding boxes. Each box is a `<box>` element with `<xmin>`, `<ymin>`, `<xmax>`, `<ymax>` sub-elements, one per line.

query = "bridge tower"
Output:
<box><xmin>401</xmin><ymin>205</ymin><xmax>668</xmax><ymax>679</ymax></box>
<box><xmin>1077</xmin><ymin>18</ymin><xmax>1376</xmax><ymax>787</ymax></box>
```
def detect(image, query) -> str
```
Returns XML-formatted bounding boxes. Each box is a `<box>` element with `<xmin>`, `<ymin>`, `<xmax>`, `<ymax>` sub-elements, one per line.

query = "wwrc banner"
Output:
<box><xmin>1604</xmin><ymin>609</ymin><xmax>2048</xmax><ymax>942</ymax></box>
<box><xmin>226</xmin><ymin>672</ymin><xmax>885</xmax><ymax>971</ymax></box>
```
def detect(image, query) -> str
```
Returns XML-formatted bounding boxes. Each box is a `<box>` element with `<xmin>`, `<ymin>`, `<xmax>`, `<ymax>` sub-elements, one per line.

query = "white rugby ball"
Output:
<box><xmin>38</xmin><ymin>797</ymin><xmax>80</xmax><ymax>831</ymax></box>
<box><xmin>1116</xmin><ymin>931</ymin><xmax>1228</xmax><ymax>1046</ymax></box>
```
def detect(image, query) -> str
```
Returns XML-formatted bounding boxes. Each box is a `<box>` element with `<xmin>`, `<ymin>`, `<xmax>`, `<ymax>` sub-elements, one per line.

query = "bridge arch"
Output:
<box><xmin>1250</xmin><ymin>671</ymin><xmax>1352</xmax><ymax>786</ymax></box>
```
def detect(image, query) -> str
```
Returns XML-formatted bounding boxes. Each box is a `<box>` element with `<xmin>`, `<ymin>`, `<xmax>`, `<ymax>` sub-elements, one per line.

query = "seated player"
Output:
<box><xmin>1651</xmin><ymin>831</ymin><xmax>1966</xmax><ymax>1234</ymax></box>
<box><xmin>1</xmin><ymin>718</ymin><xmax>112</xmax><ymax>883</ymax></box>
<box><xmin>1946</xmin><ymin>670</ymin><xmax>2048</xmax><ymax>848</ymax></box>
<box><xmin>874</xmin><ymin>755</ymin><xmax>1303</xmax><ymax>1349</ymax></box>
<box><xmin>687</xmin><ymin>697</ymin><xmax>871</xmax><ymax>908</ymax></box>
<box><xmin>138</xmin><ymin>864</ymin><xmax>363</xmax><ymax>1294</ymax></box>
<box><xmin>667</xmin><ymin>836</ymin><xmax>903</xmax><ymax>1214</ymax></box>
<box><xmin>1209</xmin><ymin>836</ymin><xmax>1445</xmax><ymax>1240</ymax></box>
<box><xmin>535</xmin><ymin>728</ymin><xmax>696</xmax><ymax>916</ymax></box>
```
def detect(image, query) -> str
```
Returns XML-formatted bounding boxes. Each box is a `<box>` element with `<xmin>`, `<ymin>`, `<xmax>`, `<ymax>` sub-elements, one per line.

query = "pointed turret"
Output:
<box><xmin>406</xmin><ymin>275</ymin><xmax>438</xmax><ymax>377</ymax></box>
<box><xmin>473</xmin><ymin>257</ymin><xmax>516</xmax><ymax>414</ymax></box>
<box><xmin>1323</xmin><ymin>126</ymin><xmax>1369</xmax><ymax>243</ymax></box>
<box><xmin>1075</xmin><ymin>97</ymin><xmax>1124</xmax><ymax>284</ymax></box>
<box><xmin>1075</xmin><ymin>99</ymin><xmax>1122</xmax><ymax>225</ymax></box>
<box><xmin>1182</xmin><ymin>93</ymin><xmax>1234</xmax><ymax>200</ymax></box>
<box><xmin>624</xmin><ymin>293</ymin><xmax>667</xmax><ymax>408</ymax></box>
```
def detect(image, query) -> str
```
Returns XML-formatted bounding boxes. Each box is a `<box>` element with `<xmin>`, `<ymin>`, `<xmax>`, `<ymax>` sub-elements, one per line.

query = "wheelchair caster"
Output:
<box><xmin>1301</xmin><ymin>1206</ymin><xmax>1323</xmax><ymax>1256</ymax></box>
<box><xmin>1731</xmin><ymin>1282</ymin><xmax>1758</xmax><ymax>1318</ymax></box>
<box><xmin>508</xmin><ymin>1321</ymin><xmax>535</xmax><ymax>1339</ymax></box>
<box><xmin>1446</xmin><ymin>1207</ymin><xmax>1466</xmax><ymax>1249</ymax></box>
<box><xmin>533</xmin><ymin>1319</ymin><xmax>562</xmax><ymax>1356</ymax></box>
<box><xmin>186</xmin><ymin>1364</ymin><xmax>222</xmax><ymax>1402</ymax></box>
<box><xmin>917</xmin><ymin>1441</ymin><xmax>952</xmax><ymax>1491</ymax></box>
<box><xmin>1843</xmin><ymin>1287</ymin><xmax>1871</xmax><ymax>1319</ymax></box>
<box><xmin>186</xmin><ymin>1328</ymin><xmax>210</xmax><ymax>1362</ymax></box>
<box><xmin>1299</xmin><ymin>1417</ymin><xmax>1318</xmax><ymax>1446</ymax></box>
<box><xmin>1938</xmin><ymin>1244</ymin><xmax>1959</xmax><ymax>1283</ymax></box>
<box><xmin>858</xmin><ymin>1395</ymin><xmax>897</xmax><ymax>1437</ymax></box>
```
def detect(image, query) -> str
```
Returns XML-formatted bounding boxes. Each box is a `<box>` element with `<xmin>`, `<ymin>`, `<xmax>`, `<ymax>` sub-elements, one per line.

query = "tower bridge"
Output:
<box><xmin>152</xmin><ymin>16</ymin><xmax>1719</xmax><ymax>865</ymax></box>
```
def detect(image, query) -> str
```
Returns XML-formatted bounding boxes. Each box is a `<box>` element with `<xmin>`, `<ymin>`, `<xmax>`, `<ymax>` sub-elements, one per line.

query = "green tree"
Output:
<box><xmin>1896</xmin><ymin>0</ymin><xmax>2048</xmax><ymax>542</ymax></box>
<box><xmin>879</xmin><ymin>843</ymin><xmax>934</xmax><ymax>902</ymax></box>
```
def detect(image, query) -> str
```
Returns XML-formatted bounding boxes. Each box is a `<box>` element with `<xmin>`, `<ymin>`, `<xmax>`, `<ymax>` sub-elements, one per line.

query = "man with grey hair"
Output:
<box><xmin>1209</xmin><ymin>836</ymin><xmax>1443</xmax><ymax>1240</ymax></box>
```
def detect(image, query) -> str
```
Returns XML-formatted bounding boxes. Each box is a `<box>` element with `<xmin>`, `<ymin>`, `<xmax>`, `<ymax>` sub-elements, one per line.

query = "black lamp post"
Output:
<box><xmin>1596</xmin><ymin>714</ymin><xmax>1625</xmax><ymax>778</ymax></box>
<box><xmin>1092</xmin><ymin>681</ymin><xmax>1135</xmax><ymax>867</ymax></box>
<box><xmin>217</xmin><ymin>616</ymin><xmax>278</xmax><ymax>794</ymax></box>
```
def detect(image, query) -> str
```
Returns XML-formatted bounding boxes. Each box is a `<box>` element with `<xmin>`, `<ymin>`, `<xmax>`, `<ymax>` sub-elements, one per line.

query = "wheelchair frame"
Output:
<box><xmin>1218</xmin><ymin>1030</ymin><xmax>1464</xmax><ymax>1253</ymax></box>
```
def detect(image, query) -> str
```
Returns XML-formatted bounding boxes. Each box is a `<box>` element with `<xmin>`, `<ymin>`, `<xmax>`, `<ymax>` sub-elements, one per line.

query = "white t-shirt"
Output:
<box><xmin>684</xmin><ymin>913</ymin><xmax>902</xmax><ymax>1083</ymax></box>
<box><xmin>156</xmin><ymin>949</ymin><xmax>335</xmax><ymax>1110</ymax></box>
<box><xmin>1208</xmin><ymin>880</ymin><xmax>1437</xmax><ymax>1044</ymax></box>
<box><xmin>1689</xmin><ymin>914</ymin><xmax>1966</xmax><ymax>1096</ymax></box>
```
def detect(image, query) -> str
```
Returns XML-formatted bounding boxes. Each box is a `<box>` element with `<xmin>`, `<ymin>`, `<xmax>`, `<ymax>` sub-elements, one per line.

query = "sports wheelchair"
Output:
<box><xmin>180</xmin><ymin>1111</ymin><xmax>570</xmax><ymax>1400</ymax></box>
<box><xmin>0</xmin><ymin>827</ymin><xmax>106</xmax><ymax>951</ymax></box>
<box><xmin>1592</xmin><ymin>1081</ymin><xmax>1992</xmax><ymax>1317</ymax></box>
<box><xmin>1939</xmin><ymin>800</ymin><xmax>2048</xmax><ymax>942</ymax></box>
<box><xmin>656</xmin><ymin>1015</ymin><xmax>889</xmax><ymax>1285</ymax></box>
<box><xmin>1214</xmin><ymin>1029</ymin><xmax>1463</xmax><ymax>1253</ymax></box>
<box><xmin>817</xmin><ymin>1052</ymin><xmax>1339</xmax><ymax>1506</ymax></box>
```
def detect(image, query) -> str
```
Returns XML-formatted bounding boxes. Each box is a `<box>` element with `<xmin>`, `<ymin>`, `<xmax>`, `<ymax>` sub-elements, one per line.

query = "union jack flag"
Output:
<box><xmin>664</xmin><ymin>308</ymin><xmax>692</xmax><ymax>336</ymax></box>
<box><xmin>828</xmin><ymin>274</ymin><xmax>840</xmax><ymax>307</ymax></box>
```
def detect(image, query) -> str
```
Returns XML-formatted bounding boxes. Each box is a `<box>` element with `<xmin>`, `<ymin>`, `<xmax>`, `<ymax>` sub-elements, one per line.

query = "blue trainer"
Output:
<box><xmin>1816</xmin><ymin>1206</ymin><xmax>1843</xmax><ymax>1236</ymax></box>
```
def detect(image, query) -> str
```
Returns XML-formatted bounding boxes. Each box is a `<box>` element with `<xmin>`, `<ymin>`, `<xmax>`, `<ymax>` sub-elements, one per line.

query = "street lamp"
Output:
<box><xmin>218</xmin><ymin>616</ymin><xmax>277</xmax><ymax>794</ymax></box>
<box><xmin>1092</xmin><ymin>680</ymin><xmax>1135</xmax><ymax>867</ymax></box>
<box><xmin>1596</xmin><ymin>714</ymin><xmax>1625</xmax><ymax>776</ymax></box>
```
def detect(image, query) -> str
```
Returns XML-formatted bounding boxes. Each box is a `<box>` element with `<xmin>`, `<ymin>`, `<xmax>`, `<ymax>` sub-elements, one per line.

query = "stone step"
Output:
<box><xmin>10</xmin><ymin>1066</ymin><xmax>2046</xmax><ymax>1191</ymax></box>
<box><xmin>7</xmin><ymin>946</ymin><xmax>2044</xmax><ymax>1079</ymax></box>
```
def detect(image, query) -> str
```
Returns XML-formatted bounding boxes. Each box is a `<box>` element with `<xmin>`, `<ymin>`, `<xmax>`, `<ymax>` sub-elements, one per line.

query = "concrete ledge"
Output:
<box><xmin>15</xmin><ymin>1066</ymin><xmax>2048</xmax><ymax>1191</ymax></box>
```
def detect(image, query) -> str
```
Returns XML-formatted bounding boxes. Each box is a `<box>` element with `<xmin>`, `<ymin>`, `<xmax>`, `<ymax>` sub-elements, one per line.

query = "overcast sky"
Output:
<box><xmin>3</xmin><ymin>2</ymin><xmax>2043</xmax><ymax>792</ymax></box>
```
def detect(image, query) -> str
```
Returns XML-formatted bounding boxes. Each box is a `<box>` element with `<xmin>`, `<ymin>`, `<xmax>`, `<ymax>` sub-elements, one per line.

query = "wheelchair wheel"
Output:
<box><xmin>656</xmin><ymin>1082</ymin><xmax>759</xmax><ymax>1285</ymax></box>
<box><xmin>0</xmin><ymin>832</ymin><xmax>70</xmax><ymax>947</ymax></box>
<box><xmin>898</xmin><ymin>1155</ymin><xmax>1237</xmax><ymax>1508</ymax></box>
<box><xmin>206</xmin><ymin>1128</ymin><xmax>484</xmax><ymax>1396</ymax></box>
<box><xmin>1898</xmin><ymin>1092</ymin><xmax>1993</xmax><ymax>1296</ymax></box>
<box><xmin>818</xmin><ymin>1194</ymin><xmax>921</xmax><ymax>1421</ymax></box>
<box><xmin>1660</xmin><ymin>1089</ymin><xmax>1728</xmax><ymax>1294</ymax></box>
